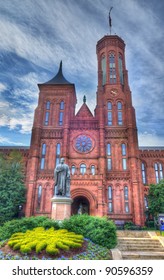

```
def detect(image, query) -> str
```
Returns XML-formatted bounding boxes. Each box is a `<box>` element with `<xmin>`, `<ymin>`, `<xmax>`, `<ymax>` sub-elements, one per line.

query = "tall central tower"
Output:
<box><xmin>95</xmin><ymin>35</ymin><xmax>145</xmax><ymax>225</ymax></box>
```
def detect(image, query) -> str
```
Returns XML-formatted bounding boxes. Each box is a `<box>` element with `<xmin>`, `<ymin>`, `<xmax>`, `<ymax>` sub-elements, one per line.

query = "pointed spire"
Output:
<box><xmin>83</xmin><ymin>95</ymin><xmax>86</xmax><ymax>103</ymax></box>
<box><xmin>43</xmin><ymin>61</ymin><xmax>73</xmax><ymax>85</ymax></box>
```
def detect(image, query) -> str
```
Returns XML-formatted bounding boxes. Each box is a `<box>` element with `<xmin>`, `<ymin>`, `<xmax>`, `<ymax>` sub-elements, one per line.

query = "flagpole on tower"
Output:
<box><xmin>109</xmin><ymin>7</ymin><xmax>113</xmax><ymax>35</ymax></box>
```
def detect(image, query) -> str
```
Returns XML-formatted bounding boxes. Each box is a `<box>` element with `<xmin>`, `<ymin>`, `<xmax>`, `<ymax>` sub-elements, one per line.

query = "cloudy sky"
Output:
<box><xmin>0</xmin><ymin>0</ymin><xmax>163</xmax><ymax>147</ymax></box>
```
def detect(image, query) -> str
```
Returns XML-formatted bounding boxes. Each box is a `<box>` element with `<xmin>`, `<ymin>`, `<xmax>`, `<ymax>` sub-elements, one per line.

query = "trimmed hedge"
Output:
<box><xmin>8</xmin><ymin>227</ymin><xmax>84</xmax><ymax>255</ymax></box>
<box><xmin>0</xmin><ymin>216</ymin><xmax>60</xmax><ymax>240</ymax></box>
<box><xmin>61</xmin><ymin>215</ymin><xmax>117</xmax><ymax>249</ymax></box>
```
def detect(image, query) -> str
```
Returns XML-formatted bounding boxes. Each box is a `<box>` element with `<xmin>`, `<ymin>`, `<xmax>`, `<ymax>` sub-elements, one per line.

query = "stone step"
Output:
<box><xmin>122</xmin><ymin>251</ymin><xmax>164</xmax><ymax>260</ymax></box>
<box><xmin>119</xmin><ymin>246</ymin><xmax>164</xmax><ymax>252</ymax></box>
<box><xmin>117</xmin><ymin>231</ymin><xmax>150</xmax><ymax>238</ymax></box>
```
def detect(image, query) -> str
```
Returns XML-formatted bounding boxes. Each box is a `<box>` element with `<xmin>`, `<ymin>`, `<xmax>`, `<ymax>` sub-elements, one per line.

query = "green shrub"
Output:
<box><xmin>62</xmin><ymin>215</ymin><xmax>117</xmax><ymax>249</ymax></box>
<box><xmin>8</xmin><ymin>227</ymin><xmax>84</xmax><ymax>255</ymax></box>
<box><xmin>0</xmin><ymin>216</ymin><xmax>60</xmax><ymax>240</ymax></box>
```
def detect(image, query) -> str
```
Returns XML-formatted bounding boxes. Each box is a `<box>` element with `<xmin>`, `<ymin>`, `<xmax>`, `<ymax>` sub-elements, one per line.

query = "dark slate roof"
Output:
<box><xmin>43</xmin><ymin>61</ymin><xmax>73</xmax><ymax>85</ymax></box>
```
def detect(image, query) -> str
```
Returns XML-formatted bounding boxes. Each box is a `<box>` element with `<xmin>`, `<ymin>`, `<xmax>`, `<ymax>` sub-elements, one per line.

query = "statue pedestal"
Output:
<box><xmin>51</xmin><ymin>196</ymin><xmax>73</xmax><ymax>221</ymax></box>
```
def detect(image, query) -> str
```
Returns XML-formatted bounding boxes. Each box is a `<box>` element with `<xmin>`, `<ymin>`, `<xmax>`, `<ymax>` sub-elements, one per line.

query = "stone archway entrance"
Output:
<box><xmin>71</xmin><ymin>196</ymin><xmax>90</xmax><ymax>215</ymax></box>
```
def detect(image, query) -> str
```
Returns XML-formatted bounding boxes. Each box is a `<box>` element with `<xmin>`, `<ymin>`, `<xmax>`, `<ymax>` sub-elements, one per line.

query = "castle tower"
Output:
<box><xmin>95</xmin><ymin>35</ymin><xmax>145</xmax><ymax>225</ymax></box>
<box><xmin>25</xmin><ymin>62</ymin><xmax>76</xmax><ymax>216</ymax></box>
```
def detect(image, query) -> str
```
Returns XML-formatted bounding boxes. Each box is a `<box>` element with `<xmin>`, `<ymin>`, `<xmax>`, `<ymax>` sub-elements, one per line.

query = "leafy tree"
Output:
<box><xmin>0</xmin><ymin>151</ymin><xmax>26</xmax><ymax>225</ymax></box>
<box><xmin>147</xmin><ymin>179</ymin><xmax>164</xmax><ymax>218</ymax></box>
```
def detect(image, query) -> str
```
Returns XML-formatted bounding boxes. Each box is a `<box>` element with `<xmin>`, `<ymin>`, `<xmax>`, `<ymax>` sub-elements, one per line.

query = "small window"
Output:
<box><xmin>40</xmin><ymin>158</ymin><xmax>45</xmax><ymax>170</ymax></box>
<box><xmin>37</xmin><ymin>185</ymin><xmax>42</xmax><ymax>211</ymax></box>
<box><xmin>117</xmin><ymin>102</ymin><xmax>122</xmax><ymax>110</ymax></box>
<box><xmin>44</xmin><ymin>111</ymin><xmax>49</xmax><ymax>126</ymax></box>
<box><xmin>122</xmin><ymin>144</ymin><xmax>126</xmax><ymax>156</ymax></box>
<box><xmin>108</xmin><ymin>186</ymin><xmax>113</xmax><ymax>213</ymax></box>
<box><xmin>42</xmin><ymin>143</ymin><xmax>46</xmax><ymax>155</ymax></box>
<box><xmin>107</xmin><ymin>143</ymin><xmax>111</xmax><ymax>156</ymax></box>
<box><xmin>80</xmin><ymin>164</ymin><xmax>86</xmax><ymax>175</ymax></box>
<box><xmin>141</xmin><ymin>163</ymin><xmax>146</xmax><ymax>184</ymax></box>
<box><xmin>108</xmin><ymin>112</ymin><xmax>112</xmax><ymax>126</ymax></box>
<box><xmin>46</xmin><ymin>101</ymin><xmax>50</xmax><ymax>110</ymax></box>
<box><xmin>154</xmin><ymin>163</ymin><xmax>163</xmax><ymax>183</ymax></box>
<box><xmin>91</xmin><ymin>165</ymin><xmax>95</xmax><ymax>175</ymax></box>
<box><xmin>108</xmin><ymin>102</ymin><xmax>112</xmax><ymax>110</ymax></box>
<box><xmin>122</xmin><ymin>158</ymin><xmax>127</xmax><ymax>170</ymax></box>
<box><xmin>107</xmin><ymin>158</ymin><xmax>112</xmax><ymax>170</ymax></box>
<box><xmin>124</xmin><ymin>186</ymin><xmax>129</xmax><ymax>213</ymax></box>
<box><xmin>71</xmin><ymin>165</ymin><xmax>76</xmax><ymax>175</ymax></box>
<box><xmin>59</xmin><ymin>112</ymin><xmax>63</xmax><ymax>126</ymax></box>
<box><xmin>144</xmin><ymin>196</ymin><xmax>148</xmax><ymax>209</ymax></box>
<box><xmin>117</xmin><ymin>102</ymin><xmax>123</xmax><ymax>125</ymax></box>
<box><xmin>40</xmin><ymin>143</ymin><xmax>46</xmax><ymax>170</ymax></box>
<box><xmin>101</xmin><ymin>56</ymin><xmax>106</xmax><ymax>85</ymax></box>
<box><xmin>56</xmin><ymin>143</ymin><xmax>61</xmax><ymax>166</ymax></box>
<box><xmin>60</xmin><ymin>101</ymin><xmax>64</xmax><ymax>110</ymax></box>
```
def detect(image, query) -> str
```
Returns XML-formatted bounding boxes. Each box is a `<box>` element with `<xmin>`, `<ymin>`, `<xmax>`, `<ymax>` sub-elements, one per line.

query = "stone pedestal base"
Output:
<box><xmin>51</xmin><ymin>196</ymin><xmax>73</xmax><ymax>221</ymax></box>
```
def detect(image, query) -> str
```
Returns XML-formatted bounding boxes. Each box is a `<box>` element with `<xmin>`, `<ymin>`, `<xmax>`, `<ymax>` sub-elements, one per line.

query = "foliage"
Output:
<box><xmin>0</xmin><ymin>216</ymin><xmax>60</xmax><ymax>240</ymax></box>
<box><xmin>0</xmin><ymin>151</ymin><xmax>26</xmax><ymax>225</ymax></box>
<box><xmin>147</xmin><ymin>179</ymin><xmax>164</xmax><ymax>217</ymax></box>
<box><xmin>8</xmin><ymin>227</ymin><xmax>84</xmax><ymax>255</ymax></box>
<box><xmin>61</xmin><ymin>214</ymin><xmax>117</xmax><ymax>249</ymax></box>
<box><xmin>124</xmin><ymin>222</ymin><xmax>141</xmax><ymax>230</ymax></box>
<box><xmin>0</xmin><ymin>238</ymin><xmax>111</xmax><ymax>260</ymax></box>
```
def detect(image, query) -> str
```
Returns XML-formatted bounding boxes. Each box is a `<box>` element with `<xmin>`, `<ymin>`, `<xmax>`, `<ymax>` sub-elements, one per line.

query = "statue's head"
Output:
<box><xmin>60</xmin><ymin>158</ymin><xmax>65</xmax><ymax>164</ymax></box>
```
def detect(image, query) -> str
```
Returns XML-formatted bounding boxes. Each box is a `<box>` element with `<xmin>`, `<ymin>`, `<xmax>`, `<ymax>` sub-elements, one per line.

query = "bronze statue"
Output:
<box><xmin>54</xmin><ymin>158</ymin><xmax>70</xmax><ymax>197</ymax></box>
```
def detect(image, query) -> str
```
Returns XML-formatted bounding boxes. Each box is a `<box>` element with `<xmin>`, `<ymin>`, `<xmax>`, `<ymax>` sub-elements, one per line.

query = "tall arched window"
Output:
<box><xmin>71</xmin><ymin>165</ymin><xmax>76</xmax><ymax>175</ymax></box>
<box><xmin>141</xmin><ymin>163</ymin><xmax>147</xmax><ymax>184</ymax></box>
<box><xmin>40</xmin><ymin>143</ymin><xmax>46</xmax><ymax>169</ymax></box>
<box><xmin>60</xmin><ymin>101</ymin><xmax>64</xmax><ymax>110</ymax></box>
<box><xmin>91</xmin><ymin>165</ymin><xmax>95</xmax><ymax>175</ymax></box>
<box><xmin>122</xmin><ymin>143</ymin><xmax>127</xmax><ymax>170</ymax></box>
<box><xmin>101</xmin><ymin>56</ymin><xmax>106</xmax><ymax>85</ymax></box>
<box><xmin>37</xmin><ymin>185</ymin><xmax>42</xmax><ymax>211</ymax></box>
<box><xmin>118</xmin><ymin>54</ymin><xmax>124</xmax><ymax>84</ymax></box>
<box><xmin>108</xmin><ymin>186</ymin><xmax>113</xmax><ymax>212</ymax></box>
<box><xmin>124</xmin><ymin>186</ymin><xmax>129</xmax><ymax>213</ymax></box>
<box><xmin>117</xmin><ymin>102</ymin><xmax>123</xmax><ymax>125</ymax></box>
<box><xmin>109</xmin><ymin>53</ymin><xmax>116</xmax><ymax>84</ymax></box>
<box><xmin>59</xmin><ymin>101</ymin><xmax>64</xmax><ymax>126</ymax></box>
<box><xmin>154</xmin><ymin>163</ymin><xmax>163</xmax><ymax>183</ymax></box>
<box><xmin>44</xmin><ymin>101</ymin><xmax>50</xmax><ymax>125</ymax></box>
<box><xmin>107</xmin><ymin>102</ymin><xmax>112</xmax><ymax>126</ymax></box>
<box><xmin>80</xmin><ymin>164</ymin><xmax>86</xmax><ymax>175</ymax></box>
<box><xmin>107</xmin><ymin>143</ymin><xmax>112</xmax><ymax>171</ymax></box>
<box><xmin>56</xmin><ymin>143</ymin><xmax>61</xmax><ymax>166</ymax></box>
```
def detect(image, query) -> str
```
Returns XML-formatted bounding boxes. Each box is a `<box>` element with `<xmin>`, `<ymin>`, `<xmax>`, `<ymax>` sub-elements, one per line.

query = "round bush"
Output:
<box><xmin>62</xmin><ymin>215</ymin><xmax>117</xmax><ymax>249</ymax></box>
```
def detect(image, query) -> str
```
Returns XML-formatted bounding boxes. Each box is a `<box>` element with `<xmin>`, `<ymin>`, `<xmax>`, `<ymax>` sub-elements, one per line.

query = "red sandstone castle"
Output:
<box><xmin>1</xmin><ymin>34</ymin><xmax>164</xmax><ymax>226</ymax></box>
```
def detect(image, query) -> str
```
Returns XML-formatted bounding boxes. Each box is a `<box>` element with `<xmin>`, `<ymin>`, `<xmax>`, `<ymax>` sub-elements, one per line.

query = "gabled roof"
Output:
<box><xmin>42</xmin><ymin>61</ymin><xmax>73</xmax><ymax>85</ymax></box>
<box><xmin>76</xmin><ymin>96</ymin><xmax>94</xmax><ymax>118</ymax></box>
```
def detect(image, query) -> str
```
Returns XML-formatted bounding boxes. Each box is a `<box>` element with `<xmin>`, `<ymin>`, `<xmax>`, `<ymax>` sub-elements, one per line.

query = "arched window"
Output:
<box><xmin>141</xmin><ymin>163</ymin><xmax>147</xmax><ymax>184</ymax></box>
<box><xmin>56</xmin><ymin>143</ymin><xmax>61</xmax><ymax>166</ymax></box>
<box><xmin>107</xmin><ymin>143</ymin><xmax>112</xmax><ymax>171</ymax></box>
<box><xmin>118</xmin><ymin>54</ymin><xmax>124</xmax><ymax>84</ymax></box>
<box><xmin>46</xmin><ymin>101</ymin><xmax>50</xmax><ymax>110</ymax></box>
<box><xmin>108</xmin><ymin>186</ymin><xmax>113</xmax><ymax>212</ymax></box>
<box><xmin>122</xmin><ymin>144</ymin><xmax>127</xmax><ymax>170</ymax></box>
<box><xmin>44</xmin><ymin>101</ymin><xmax>50</xmax><ymax>125</ymax></box>
<box><xmin>44</xmin><ymin>112</ymin><xmax>49</xmax><ymax>126</ymax></box>
<box><xmin>107</xmin><ymin>143</ymin><xmax>111</xmax><ymax>156</ymax></box>
<box><xmin>109</xmin><ymin>53</ymin><xmax>116</xmax><ymax>84</ymax></box>
<box><xmin>154</xmin><ymin>163</ymin><xmax>163</xmax><ymax>183</ymax></box>
<box><xmin>144</xmin><ymin>196</ymin><xmax>148</xmax><ymax>209</ymax></box>
<box><xmin>37</xmin><ymin>185</ymin><xmax>42</xmax><ymax>211</ymax></box>
<box><xmin>107</xmin><ymin>102</ymin><xmax>112</xmax><ymax>126</ymax></box>
<box><xmin>101</xmin><ymin>56</ymin><xmax>106</xmax><ymax>85</ymax></box>
<box><xmin>117</xmin><ymin>102</ymin><xmax>123</xmax><ymax>125</ymax></box>
<box><xmin>40</xmin><ymin>143</ymin><xmax>46</xmax><ymax>169</ymax></box>
<box><xmin>71</xmin><ymin>165</ymin><xmax>76</xmax><ymax>175</ymax></box>
<box><xmin>60</xmin><ymin>101</ymin><xmax>64</xmax><ymax>110</ymax></box>
<box><xmin>91</xmin><ymin>165</ymin><xmax>95</xmax><ymax>175</ymax></box>
<box><xmin>124</xmin><ymin>186</ymin><xmax>129</xmax><ymax>213</ymax></box>
<box><xmin>59</xmin><ymin>101</ymin><xmax>64</xmax><ymax>125</ymax></box>
<box><xmin>80</xmin><ymin>164</ymin><xmax>86</xmax><ymax>175</ymax></box>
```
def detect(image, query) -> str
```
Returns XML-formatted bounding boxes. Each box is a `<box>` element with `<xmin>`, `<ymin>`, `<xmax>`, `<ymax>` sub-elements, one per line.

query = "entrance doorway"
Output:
<box><xmin>71</xmin><ymin>196</ymin><xmax>90</xmax><ymax>215</ymax></box>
